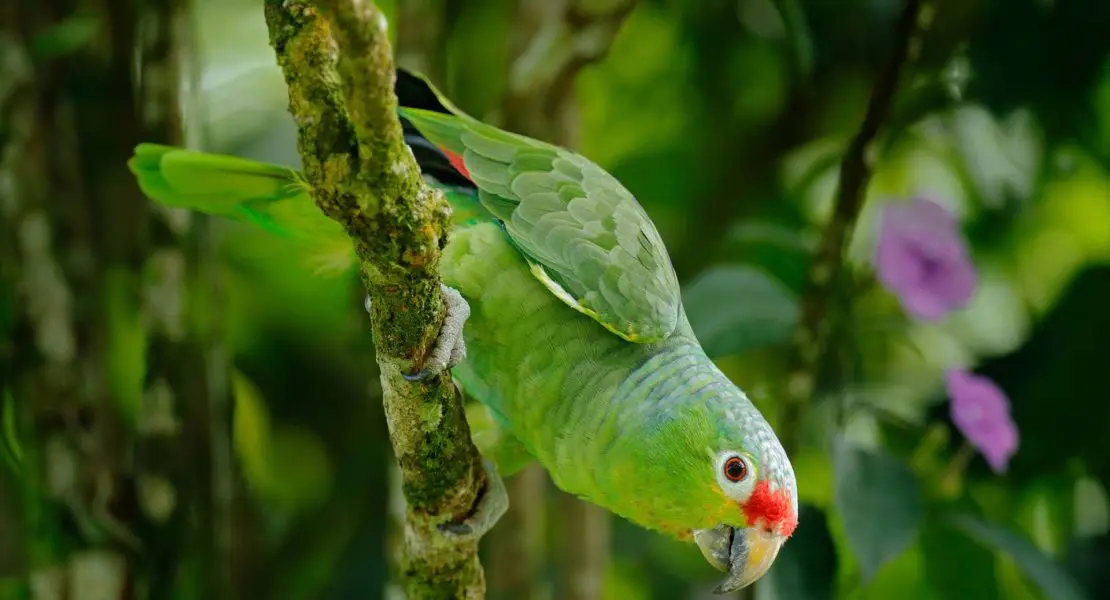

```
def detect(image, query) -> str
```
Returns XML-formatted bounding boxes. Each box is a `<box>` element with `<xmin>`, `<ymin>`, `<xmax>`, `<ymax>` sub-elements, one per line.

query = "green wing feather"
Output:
<box><xmin>128</xmin><ymin>143</ymin><xmax>357</xmax><ymax>275</ymax></box>
<box><xmin>399</xmin><ymin>105</ymin><xmax>683</xmax><ymax>343</ymax></box>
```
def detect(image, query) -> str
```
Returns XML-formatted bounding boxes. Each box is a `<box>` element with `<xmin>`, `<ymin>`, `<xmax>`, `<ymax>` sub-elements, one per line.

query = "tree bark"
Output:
<box><xmin>262</xmin><ymin>1</ymin><xmax>490</xmax><ymax>597</ymax></box>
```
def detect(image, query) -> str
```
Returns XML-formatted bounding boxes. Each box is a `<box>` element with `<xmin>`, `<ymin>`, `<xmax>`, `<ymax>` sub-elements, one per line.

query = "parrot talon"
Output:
<box><xmin>405</xmin><ymin>284</ymin><xmax>470</xmax><ymax>381</ymax></box>
<box><xmin>402</xmin><ymin>368</ymin><xmax>433</xmax><ymax>382</ymax></box>
<box><xmin>437</xmin><ymin>459</ymin><xmax>508</xmax><ymax>542</ymax></box>
<box><xmin>367</xmin><ymin>285</ymin><xmax>468</xmax><ymax>381</ymax></box>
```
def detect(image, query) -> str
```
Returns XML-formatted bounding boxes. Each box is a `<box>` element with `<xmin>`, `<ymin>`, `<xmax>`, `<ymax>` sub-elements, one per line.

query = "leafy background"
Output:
<box><xmin>3</xmin><ymin>0</ymin><xmax>1110</xmax><ymax>598</ymax></box>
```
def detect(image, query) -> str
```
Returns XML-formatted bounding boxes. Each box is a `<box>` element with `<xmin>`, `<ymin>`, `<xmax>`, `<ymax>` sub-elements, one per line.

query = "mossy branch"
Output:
<box><xmin>778</xmin><ymin>0</ymin><xmax>930</xmax><ymax>455</ymax></box>
<box><xmin>262</xmin><ymin>1</ymin><xmax>488</xmax><ymax>597</ymax></box>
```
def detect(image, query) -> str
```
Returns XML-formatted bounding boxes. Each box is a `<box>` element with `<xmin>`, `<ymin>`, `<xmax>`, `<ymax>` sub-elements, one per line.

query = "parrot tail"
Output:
<box><xmin>127</xmin><ymin>69</ymin><xmax>494</xmax><ymax>276</ymax></box>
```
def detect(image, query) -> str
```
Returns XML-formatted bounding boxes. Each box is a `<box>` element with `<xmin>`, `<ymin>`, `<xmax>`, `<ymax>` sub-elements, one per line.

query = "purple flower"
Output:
<box><xmin>946</xmin><ymin>369</ymin><xmax>1019</xmax><ymax>473</ymax></box>
<box><xmin>875</xmin><ymin>196</ymin><xmax>978</xmax><ymax>321</ymax></box>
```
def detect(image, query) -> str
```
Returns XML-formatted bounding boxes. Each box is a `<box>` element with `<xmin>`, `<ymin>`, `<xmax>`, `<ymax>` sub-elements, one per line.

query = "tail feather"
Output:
<box><xmin>129</xmin><ymin>143</ymin><xmax>356</xmax><ymax>274</ymax></box>
<box><xmin>127</xmin><ymin>69</ymin><xmax>494</xmax><ymax>276</ymax></box>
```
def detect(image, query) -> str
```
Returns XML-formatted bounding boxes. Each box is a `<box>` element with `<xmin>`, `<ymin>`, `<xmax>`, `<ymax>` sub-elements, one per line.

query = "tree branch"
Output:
<box><xmin>777</xmin><ymin>0</ymin><xmax>929</xmax><ymax>455</ymax></box>
<box><xmin>501</xmin><ymin>0</ymin><xmax>636</xmax><ymax>142</ymax></box>
<box><xmin>262</xmin><ymin>1</ymin><xmax>489</xmax><ymax>597</ymax></box>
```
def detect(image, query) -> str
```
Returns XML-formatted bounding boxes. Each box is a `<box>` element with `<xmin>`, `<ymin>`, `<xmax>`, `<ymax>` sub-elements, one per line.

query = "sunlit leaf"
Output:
<box><xmin>265</xmin><ymin>425</ymin><xmax>333</xmax><ymax>509</ymax></box>
<box><xmin>104</xmin><ymin>268</ymin><xmax>146</xmax><ymax>424</ymax></box>
<box><xmin>759</xmin><ymin>504</ymin><xmax>836</xmax><ymax>600</ymax></box>
<box><xmin>833</xmin><ymin>438</ymin><xmax>923</xmax><ymax>582</ymax></box>
<box><xmin>232</xmin><ymin>370</ymin><xmax>274</xmax><ymax>493</ymax></box>
<box><xmin>947</xmin><ymin>512</ymin><xmax>1090</xmax><ymax>600</ymax></box>
<box><xmin>231</xmin><ymin>370</ymin><xmax>332</xmax><ymax>510</ymax></box>
<box><xmin>683</xmin><ymin>264</ymin><xmax>799</xmax><ymax>359</ymax></box>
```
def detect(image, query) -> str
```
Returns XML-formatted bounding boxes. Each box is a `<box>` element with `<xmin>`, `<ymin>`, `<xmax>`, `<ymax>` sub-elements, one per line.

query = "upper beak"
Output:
<box><xmin>693</xmin><ymin>524</ymin><xmax>785</xmax><ymax>594</ymax></box>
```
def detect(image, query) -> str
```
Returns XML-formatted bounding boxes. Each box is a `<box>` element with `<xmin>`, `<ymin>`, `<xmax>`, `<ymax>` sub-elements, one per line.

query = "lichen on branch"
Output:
<box><xmin>262</xmin><ymin>1</ymin><xmax>489</xmax><ymax>597</ymax></box>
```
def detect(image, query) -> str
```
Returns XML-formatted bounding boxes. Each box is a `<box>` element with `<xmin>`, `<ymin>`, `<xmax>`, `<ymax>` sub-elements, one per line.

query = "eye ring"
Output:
<box><xmin>723</xmin><ymin>455</ymin><xmax>748</xmax><ymax>482</ymax></box>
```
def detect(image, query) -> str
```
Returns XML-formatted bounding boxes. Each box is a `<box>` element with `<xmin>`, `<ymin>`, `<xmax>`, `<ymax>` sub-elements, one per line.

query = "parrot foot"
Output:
<box><xmin>364</xmin><ymin>284</ymin><xmax>470</xmax><ymax>382</ymax></box>
<box><xmin>438</xmin><ymin>459</ymin><xmax>508</xmax><ymax>542</ymax></box>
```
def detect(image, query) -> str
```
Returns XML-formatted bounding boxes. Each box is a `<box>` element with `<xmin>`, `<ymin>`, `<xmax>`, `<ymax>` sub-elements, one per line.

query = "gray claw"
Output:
<box><xmin>401</xmin><ymin>369</ymin><xmax>433</xmax><ymax>382</ymax></box>
<box><xmin>403</xmin><ymin>284</ymin><xmax>469</xmax><ymax>381</ymax></box>
<box><xmin>438</xmin><ymin>460</ymin><xmax>508</xmax><ymax>541</ymax></box>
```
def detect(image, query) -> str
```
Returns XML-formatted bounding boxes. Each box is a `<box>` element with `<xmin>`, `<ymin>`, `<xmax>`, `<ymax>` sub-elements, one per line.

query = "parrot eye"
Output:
<box><xmin>723</xmin><ymin>456</ymin><xmax>748</xmax><ymax>482</ymax></box>
<box><xmin>714</xmin><ymin>450</ymin><xmax>758</xmax><ymax>501</ymax></box>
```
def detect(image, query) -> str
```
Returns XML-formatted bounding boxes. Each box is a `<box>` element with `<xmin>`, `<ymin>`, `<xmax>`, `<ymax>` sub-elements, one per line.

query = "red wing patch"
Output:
<box><xmin>442</xmin><ymin>147</ymin><xmax>471</xmax><ymax>180</ymax></box>
<box><xmin>742</xmin><ymin>480</ymin><xmax>797</xmax><ymax>538</ymax></box>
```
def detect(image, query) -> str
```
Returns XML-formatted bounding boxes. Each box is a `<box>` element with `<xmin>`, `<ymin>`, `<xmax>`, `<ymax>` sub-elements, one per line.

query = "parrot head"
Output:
<box><xmin>617</xmin><ymin>388</ymin><xmax>797</xmax><ymax>595</ymax></box>
<box><xmin>609</xmin><ymin>382</ymin><xmax>797</xmax><ymax>594</ymax></box>
<box><xmin>689</xmin><ymin>410</ymin><xmax>798</xmax><ymax>594</ymax></box>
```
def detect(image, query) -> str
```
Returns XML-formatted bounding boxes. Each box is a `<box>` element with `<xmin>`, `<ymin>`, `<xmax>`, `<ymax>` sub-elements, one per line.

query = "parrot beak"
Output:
<box><xmin>693</xmin><ymin>524</ymin><xmax>785</xmax><ymax>594</ymax></box>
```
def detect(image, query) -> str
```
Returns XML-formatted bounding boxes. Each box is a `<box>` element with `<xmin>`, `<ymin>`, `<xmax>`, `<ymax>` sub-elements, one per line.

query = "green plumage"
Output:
<box><xmin>400</xmin><ymin>106</ymin><xmax>682</xmax><ymax>343</ymax></box>
<box><xmin>128</xmin><ymin>71</ymin><xmax>797</xmax><ymax>588</ymax></box>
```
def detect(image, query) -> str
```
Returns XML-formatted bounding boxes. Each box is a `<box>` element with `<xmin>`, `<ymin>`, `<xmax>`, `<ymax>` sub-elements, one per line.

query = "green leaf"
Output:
<box><xmin>682</xmin><ymin>264</ymin><xmax>799</xmax><ymax>359</ymax></box>
<box><xmin>0</xmin><ymin>388</ymin><xmax>21</xmax><ymax>475</ymax></box>
<box><xmin>833</xmin><ymin>438</ymin><xmax>923</xmax><ymax>582</ymax></box>
<box><xmin>760</xmin><ymin>503</ymin><xmax>837</xmax><ymax>600</ymax></box>
<box><xmin>922</xmin><ymin>515</ymin><xmax>1001</xmax><ymax>599</ymax></box>
<box><xmin>105</xmin><ymin>268</ymin><xmax>146</xmax><ymax>424</ymax></box>
<box><xmin>231</xmin><ymin>370</ymin><xmax>332</xmax><ymax>511</ymax></box>
<box><xmin>946</xmin><ymin>513</ymin><xmax>1090</xmax><ymax>600</ymax></box>
<box><xmin>232</xmin><ymin>370</ymin><xmax>275</xmax><ymax>493</ymax></box>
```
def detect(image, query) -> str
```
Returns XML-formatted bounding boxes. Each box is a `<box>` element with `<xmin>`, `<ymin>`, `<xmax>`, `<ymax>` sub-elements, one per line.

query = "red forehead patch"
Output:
<box><xmin>742</xmin><ymin>480</ymin><xmax>797</xmax><ymax>538</ymax></box>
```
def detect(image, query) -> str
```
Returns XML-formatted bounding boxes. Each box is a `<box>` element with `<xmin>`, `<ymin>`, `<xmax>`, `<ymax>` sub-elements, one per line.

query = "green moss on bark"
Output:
<box><xmin>262</xmin><ymin>1</ymin><xmax>489</xmax><ymax>597</ymax></box>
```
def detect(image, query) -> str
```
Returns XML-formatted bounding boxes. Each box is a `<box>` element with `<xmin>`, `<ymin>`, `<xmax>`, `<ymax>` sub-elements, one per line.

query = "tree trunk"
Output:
<box><xmin>0</xmin><ymin>0</ymin><xmax>236</xmax><ymax>597</ymax></box>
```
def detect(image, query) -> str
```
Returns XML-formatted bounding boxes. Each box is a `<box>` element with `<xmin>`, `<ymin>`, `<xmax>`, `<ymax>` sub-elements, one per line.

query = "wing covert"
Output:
<box><xmin>401</xmin><ymin>108</ymin><xmax>682</xmax><ymax>343</ymax></box>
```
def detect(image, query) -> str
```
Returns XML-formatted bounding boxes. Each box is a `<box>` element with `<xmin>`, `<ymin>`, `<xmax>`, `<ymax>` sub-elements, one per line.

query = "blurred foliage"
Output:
<box><xmin>5</xmin><ymin>0</ymin><xmax>1110</xmax><ymax>597</ymax></box>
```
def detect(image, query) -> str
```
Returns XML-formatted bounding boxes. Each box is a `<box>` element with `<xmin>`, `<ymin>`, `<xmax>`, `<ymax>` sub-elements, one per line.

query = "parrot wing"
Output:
<box><xmin>398</xmin><ymin>74</ymin><xmax>683</xmax><ymax>343</ymax></box>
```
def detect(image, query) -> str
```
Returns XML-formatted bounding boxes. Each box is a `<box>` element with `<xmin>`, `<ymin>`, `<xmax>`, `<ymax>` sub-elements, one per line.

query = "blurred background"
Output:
<box><xmin>2</xmin><ymin>0</ymin><xmax>1109</xmax><ymax>598</ymax></box>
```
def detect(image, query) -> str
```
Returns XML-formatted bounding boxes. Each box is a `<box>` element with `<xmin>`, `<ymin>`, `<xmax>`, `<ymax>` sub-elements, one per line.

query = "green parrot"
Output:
<box><xmin>127</xmin><ymin>70</ymin><xmax>798</xmax><ymax>593</ymax></box>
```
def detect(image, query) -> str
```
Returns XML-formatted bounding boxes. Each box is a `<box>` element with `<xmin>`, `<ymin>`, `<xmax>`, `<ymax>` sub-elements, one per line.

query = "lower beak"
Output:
<box><xmin>693</xmin><ymin>524</ymin><xmax>785</xmax><ymax>594</ymax></box>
